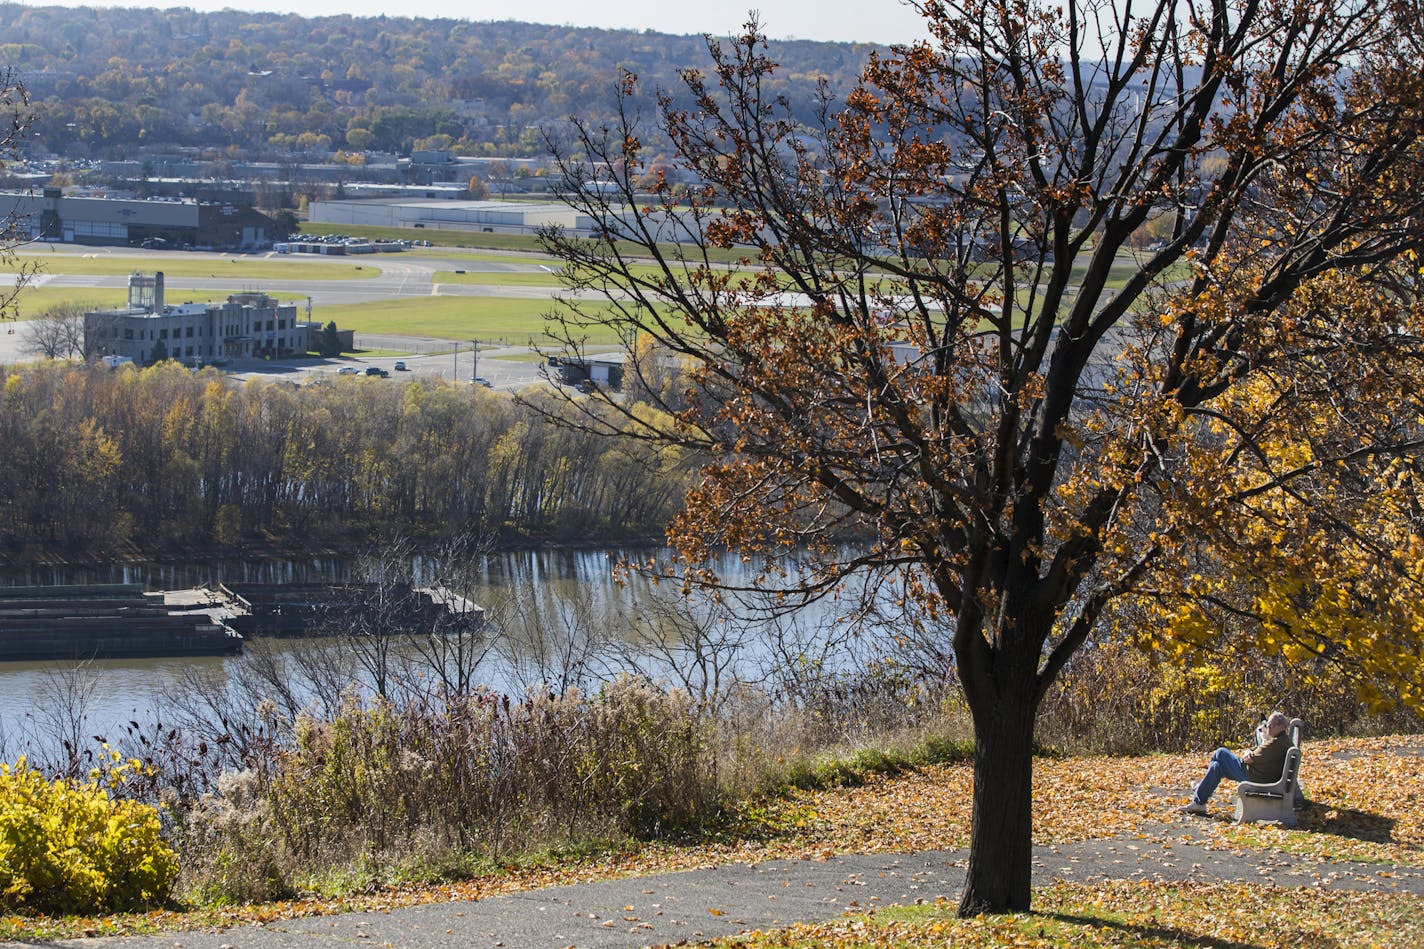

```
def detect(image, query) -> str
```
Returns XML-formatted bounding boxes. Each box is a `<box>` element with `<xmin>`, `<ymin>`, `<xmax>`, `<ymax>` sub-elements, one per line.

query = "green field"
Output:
<box><xmin>6</xmin><ymin>287</ymin><xmax>128</xmax><ymax>315</ymax></box>
<box><xmin>2</xmin><ymin>254</ymin><xmax>379</xmax><ymax>281</ymax></box>
<box><xmin>303</xmin><ymin>221</ymin><xmax>550</xmax><ymax>254</ymax></box>
<box><xmin>5</xmin><ymin>285</ymin><xmax>308</xmax><ymax>321</ymax></box>
<box><xmin>412</xmin><ymin>248</ymin><xmax>551</xmax><ymax>265</ymax></box>
<box><xmin>316</xmin><ymin>295</ymin><xmax>626</xmax><ymax>345</ymax></box>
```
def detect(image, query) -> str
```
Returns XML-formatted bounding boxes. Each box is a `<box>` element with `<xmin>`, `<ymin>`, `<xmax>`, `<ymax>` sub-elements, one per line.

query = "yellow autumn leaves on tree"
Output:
<box><xmin>1088</xmin><ymin>266</ymin><xmax>1424</xmax><ymax>715</ymax></box>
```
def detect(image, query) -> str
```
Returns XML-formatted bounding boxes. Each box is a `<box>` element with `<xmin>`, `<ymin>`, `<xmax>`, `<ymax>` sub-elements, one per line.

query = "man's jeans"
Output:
<box><xmin>1194</xmin><ymin>747</ymin><xmax>1250</xmax><ymax>804</ymax></box>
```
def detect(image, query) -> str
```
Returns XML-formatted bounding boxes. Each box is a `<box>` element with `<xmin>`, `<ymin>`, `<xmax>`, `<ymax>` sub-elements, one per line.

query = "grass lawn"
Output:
<box><xmin>317</xmin><ymin>295</ymin><xmax>626</xmax><ymax>345</ymax></box>
<box><xmin>3</xmin><ymin>254</ymin><xmax>379</xmax><ymax>282</ymax></box>
<box><xmin>434</xmin><ymin>259</ymin><xmax>775</xmax><ymax>288</ymax></box>
<box><xmin>304</xmin><ymin>222</ymin><xmax>548</xmax><ymax>253</ymax></box>
<box><xmin>434</xmin><ymin>270</ymin><xmax>564</xmax><ymax>288</ymax></box>
<box><xmin>419</xmin><ymin>249</ymin><xmax>552</xmax><ymax>265</ymax></box>
<box><xmin>716</xmin><ymin>882</ymin><xmax>1424</xmax><ymax>948</ymax></box>
<box><xmin>6</xmin><ymin>286</ymin><xmax>128</xmax><ymax>314</ymax></box>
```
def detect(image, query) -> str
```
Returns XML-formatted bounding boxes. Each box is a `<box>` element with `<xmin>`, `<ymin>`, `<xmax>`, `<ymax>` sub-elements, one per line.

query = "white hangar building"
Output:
<box><xmin>308</xmin><ymin>198</ymin><xmax>597</xmax><ymax>236</ymax></box>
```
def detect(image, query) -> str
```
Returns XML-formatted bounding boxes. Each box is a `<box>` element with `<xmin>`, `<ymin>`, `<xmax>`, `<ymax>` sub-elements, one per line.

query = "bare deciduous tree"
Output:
<box><xmin>1</xmin><ymin>68</ymin><xmax>35</xmax><ymax>325</ymax></box>
<box><xmin>543</xmin><ymin>0</ymin><xmax>1424</xmax><ymax>914</ymax></box>
<box><xmin>22</xmin><ymin>302</ymin><xmax>91</xmax><ymax>359</ymax></box>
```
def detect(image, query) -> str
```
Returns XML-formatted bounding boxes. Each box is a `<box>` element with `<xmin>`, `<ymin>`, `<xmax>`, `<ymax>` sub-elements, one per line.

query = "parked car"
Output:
<box><xmin>338</xmin><ymin>366</ymin><xmax>361</xmax><ymax>375</ymax></box>
<box><xmin>475</xmin><ymin>376</ymin><xmax>493</xmax><ymax>388</ymax></box>
<box><xmin>393</xmin><ymin>361</ymin><xmax>407</xmax><ymax>371</ymax></box>
<box><xmin>365</xmin><ymin>366</ymin><xmax>389</xmax><ymax>377</ymax></box>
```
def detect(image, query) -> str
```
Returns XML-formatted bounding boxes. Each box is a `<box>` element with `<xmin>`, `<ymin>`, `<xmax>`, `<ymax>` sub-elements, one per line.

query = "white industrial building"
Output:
<box><xmin>308</xmin><ymin>198</ymin><xmax>596</xmax><ymax>236</ymax></box>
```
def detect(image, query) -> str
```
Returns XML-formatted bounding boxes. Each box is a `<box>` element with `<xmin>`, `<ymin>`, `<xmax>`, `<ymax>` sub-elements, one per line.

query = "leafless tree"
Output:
<box><xmin>22</xmin><ymin>302</ymin><xmax>90</xmax><ymax>359</ymax></box>
<box><xmin>491</xmin><ymin>572</ymin><xmax>617</xmax><ymax>696</ymax></box>
<box><xmin>1</xmin><ymin>68</ymin><xmax>35</xmax><ymax>325</ymax></box>
<box><xmin>23</xmin><ymin>661</ymin><xmax>99</xmax><ymax>779</ymax></box>
<box><xmin>405</xmin><ymin>535</ymin><xmax>502</xmax><ymax>702</ymax></box>
<box><xmin>614</xmin><ymin>586</ymin><xmax>757</xmax><ymax>714</ymax></box>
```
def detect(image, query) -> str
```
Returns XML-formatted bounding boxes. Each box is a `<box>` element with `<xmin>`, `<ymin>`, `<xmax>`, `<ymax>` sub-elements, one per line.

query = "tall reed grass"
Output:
<box><xmin>167</xmin><ymin>677</ymin><xmax>714</xmax><ymax>901</ymax></box>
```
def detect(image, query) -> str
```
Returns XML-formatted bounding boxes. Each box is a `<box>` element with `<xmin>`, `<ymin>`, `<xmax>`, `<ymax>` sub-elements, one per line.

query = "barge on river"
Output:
<box><xmin>0</xmin><ymin>582</ymin><xmax>483</xmax><ymax>662</ymax></box>
<box><xmin>0</xmin><ymin>584</ymin><xmax>243</xmax><ymax>661</ymax></box>
<box><xmin>217</xmin><ymin>582</ymin><xmax>483</xmax><ymax>638</ymax></box>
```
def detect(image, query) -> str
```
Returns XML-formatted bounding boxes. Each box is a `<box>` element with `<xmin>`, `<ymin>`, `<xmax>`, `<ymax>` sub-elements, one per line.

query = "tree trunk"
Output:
<box><xmin>958</xmin><ymin>688</ymin><xmax>1037</xmax><ymax>916</ymax></box>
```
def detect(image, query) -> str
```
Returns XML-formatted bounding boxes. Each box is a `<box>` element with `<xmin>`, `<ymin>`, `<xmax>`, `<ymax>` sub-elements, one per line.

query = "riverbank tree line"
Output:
<box><xmin>0</xmin><ymin>361</ymin><xmax>694</xmax><ymax>560</ymax></box>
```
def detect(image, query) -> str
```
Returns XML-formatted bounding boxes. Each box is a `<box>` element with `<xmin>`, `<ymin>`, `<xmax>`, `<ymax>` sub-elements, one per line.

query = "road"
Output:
<box><xmin>236</xmin><ymin>341</ymin><xmax>549</xmax><ymax>390</ymax></box>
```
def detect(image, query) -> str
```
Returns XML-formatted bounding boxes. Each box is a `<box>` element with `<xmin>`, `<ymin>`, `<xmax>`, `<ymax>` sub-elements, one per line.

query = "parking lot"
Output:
<box><xmin>222</xmin><ymin>338</ymin><xmax>545</xmax><ymax>390</ymax></box>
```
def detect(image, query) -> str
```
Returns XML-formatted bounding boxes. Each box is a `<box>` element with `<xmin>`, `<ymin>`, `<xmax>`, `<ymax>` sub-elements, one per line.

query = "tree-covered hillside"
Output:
<box><xmin>0</xmin><ymin>4</ymin><xmax>874</xmax><ymax>158</ymax></box>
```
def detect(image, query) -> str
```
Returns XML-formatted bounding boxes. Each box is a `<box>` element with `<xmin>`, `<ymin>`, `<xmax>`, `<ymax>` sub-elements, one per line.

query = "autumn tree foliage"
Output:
<box><xmin>541</xmin><ymin>0</ymin><xmax>1424</xmax><ymax>916</ymax></box>
<box><xmin>0</xmin><ymin>362</ymin><xmax>691</xmax><ymax>554</ymax></box>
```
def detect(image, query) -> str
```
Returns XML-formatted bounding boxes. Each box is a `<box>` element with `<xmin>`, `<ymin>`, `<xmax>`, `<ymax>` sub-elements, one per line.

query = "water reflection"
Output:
<box><xmin>0</xmin><ymin>549</ymin><xmax>935</xmax><ymax>766</ymax></box>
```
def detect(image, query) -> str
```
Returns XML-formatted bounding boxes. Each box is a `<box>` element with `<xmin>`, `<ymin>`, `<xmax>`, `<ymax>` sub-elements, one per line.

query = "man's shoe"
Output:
<box><xmin>1179</xmin><ymin>801</ymin><xmax>1208</xmax><ymax>815</ymax></box>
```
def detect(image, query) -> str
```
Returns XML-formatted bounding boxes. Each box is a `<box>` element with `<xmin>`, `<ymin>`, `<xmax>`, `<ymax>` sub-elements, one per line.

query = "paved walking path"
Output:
<box><xmin>20</xmin><ymin>827</ymin><xmax>1423</xmax><ymax>949</ymax></box>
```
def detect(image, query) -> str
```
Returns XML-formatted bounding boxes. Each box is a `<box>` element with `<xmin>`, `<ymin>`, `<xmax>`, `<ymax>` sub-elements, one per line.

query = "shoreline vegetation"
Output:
<box><xmin>0</xmin><ymin>347</ymin><xmax>1419</xmax><ymax>938</ymax></box>
<box><xmin>1</xmin><ymin>725</ymin><xmax>1420</xmax><ymax>943</ymax></box>
<box><xmin>2</xmin><ymin>576</ymin><xmax>1420</xmax><ymax>922</ymax></box>
<box><xmin>0</xmin><ymin>359</ymin><xmax>693</xmax><ymax>564</ymax></box>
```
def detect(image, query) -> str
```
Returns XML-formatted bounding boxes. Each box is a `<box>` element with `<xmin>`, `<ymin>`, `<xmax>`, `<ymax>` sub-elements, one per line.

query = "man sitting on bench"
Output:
<box><xmin>1180</xmin><ymin>710</ymin><xmax>1293</xmax><ymax>815</ymax></box>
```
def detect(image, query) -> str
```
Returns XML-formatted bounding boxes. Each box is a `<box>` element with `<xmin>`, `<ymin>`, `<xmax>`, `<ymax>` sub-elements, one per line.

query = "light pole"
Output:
<box><xmin>470</xmin><ymin>339</ymin><xmax>479</xmax><ymax>384</ymax></box>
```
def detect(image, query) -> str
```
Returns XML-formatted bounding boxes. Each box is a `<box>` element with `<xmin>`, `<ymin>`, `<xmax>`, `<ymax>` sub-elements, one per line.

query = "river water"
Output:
<box><xmin>0</xmin><ymin>549</ymin><xmax>895</xmax><ymax>764</ymax></box>
<box><xmin>0</xmin><ymin>549</ymin><xmax>657</xmax><ymax>760</ymax></box>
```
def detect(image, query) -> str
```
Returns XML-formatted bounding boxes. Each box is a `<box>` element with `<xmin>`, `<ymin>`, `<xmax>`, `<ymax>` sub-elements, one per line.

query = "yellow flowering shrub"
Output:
<box><xmin>0</xmin><ymin>756</ymin><xmax>177</xmax><ymax>914</ymax></box>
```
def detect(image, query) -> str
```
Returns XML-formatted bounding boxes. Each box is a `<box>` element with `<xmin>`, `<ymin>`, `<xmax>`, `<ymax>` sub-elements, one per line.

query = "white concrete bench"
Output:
<box><xmin>1234</xmin><ymin>717</ymin><xmax>1305</xmax><ymax>826</ymax></box>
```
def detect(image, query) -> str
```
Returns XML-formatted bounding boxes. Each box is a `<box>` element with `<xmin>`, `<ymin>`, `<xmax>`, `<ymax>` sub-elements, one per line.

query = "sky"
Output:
<box><xmin>17</xmin><ymin>0</ymin><xmax>935</xmax><ymax>46</ymax></box>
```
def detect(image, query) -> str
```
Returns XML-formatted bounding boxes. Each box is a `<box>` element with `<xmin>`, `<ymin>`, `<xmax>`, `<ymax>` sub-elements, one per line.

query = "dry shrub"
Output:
<box><xmin>711</xmin><ymin>668</ymin><xmax>972</xmax><ymax>799</ymax></box>
<box><xmin>1037</xmin><ymin>639</ymin><xmax>1422</xmax><ymax>754</ymax></box>
<box><xmin>169</xmin><ymin>769</ymin><xmax>292</xmax><ymax>905</ymax></box>
<box><xmin>173</xmin><ymin>676</ymin><xmax>713</xmax><ymax>901</ymax></box>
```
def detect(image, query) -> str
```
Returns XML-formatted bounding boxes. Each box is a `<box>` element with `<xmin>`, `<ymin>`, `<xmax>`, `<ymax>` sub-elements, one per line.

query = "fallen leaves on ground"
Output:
<box><xmin>714</xmin><ymin>880</ymin><xmax>1424</xmax><ymax>948</ymax></box>
<box><xmin>1208</xmin><ymin>736</ymin><xmax>1424</xmax><ymax>863</ymax></box>
<box><xmin>1</xmin><ymin>736</ymin><xmax>1418</xmax><ymax>941</ymax></box>
<box><xmin>749</xmin><ymin>734</ymin><xmax>1424</xmax><ymax>863</ymax></box>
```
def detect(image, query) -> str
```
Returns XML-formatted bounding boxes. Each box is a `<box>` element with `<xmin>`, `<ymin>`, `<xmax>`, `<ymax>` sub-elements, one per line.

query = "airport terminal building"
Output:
<box><xmin>86</xmin><ymin>272</ymin><xmax>314</xmax><ymax>366</ymax></box>
<box><xmin>0</xmin><ymin>188</ymin><xmax>275</xmax><ymax>250</ymax></box>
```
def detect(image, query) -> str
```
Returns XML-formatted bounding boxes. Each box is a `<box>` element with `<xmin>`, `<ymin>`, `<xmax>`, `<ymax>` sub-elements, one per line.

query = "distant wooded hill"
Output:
<box><xmin>0</xmin><ymin>4</ymin><xmax>876</xmax><ymax>160</ymax></box>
